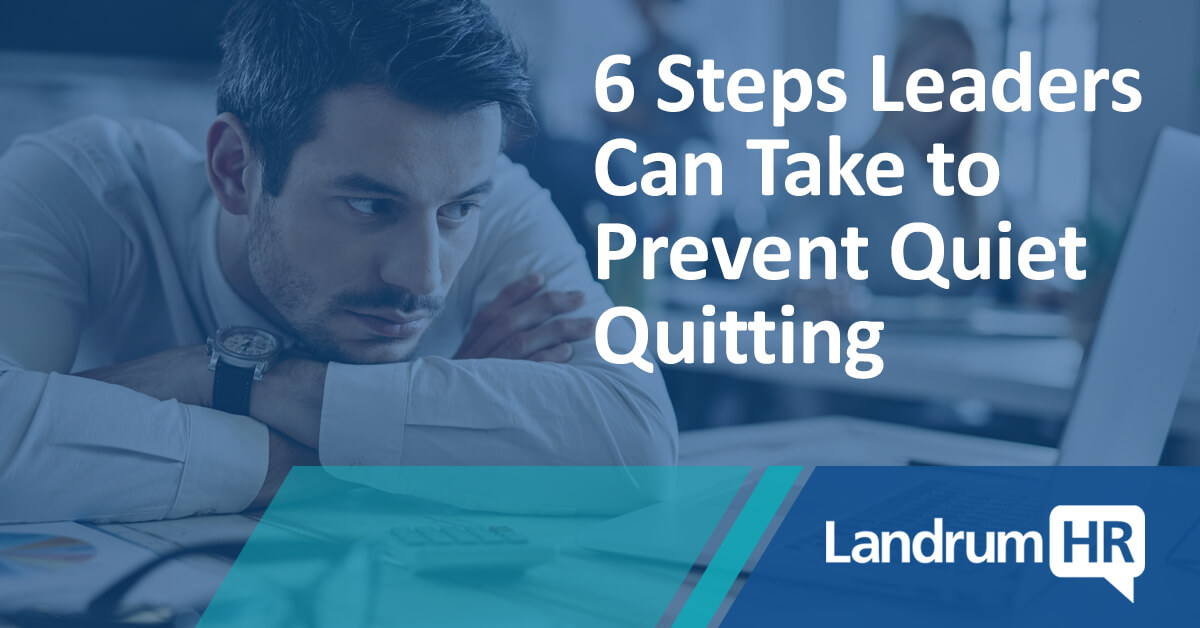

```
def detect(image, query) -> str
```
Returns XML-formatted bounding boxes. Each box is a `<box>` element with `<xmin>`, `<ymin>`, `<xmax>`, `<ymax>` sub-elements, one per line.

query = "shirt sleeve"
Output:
<box><xmin>0</xmin><ymin>136</ymin><xmax>268</xmax><ymax>524</ymax></box>
<box><xmin>318</xmin><ymin>158</ymin><xmax>678</xmax><ymax>471</ymax></box>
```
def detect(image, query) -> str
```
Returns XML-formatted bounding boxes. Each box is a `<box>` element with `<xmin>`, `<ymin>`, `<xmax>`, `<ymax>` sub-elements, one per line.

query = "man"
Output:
<box><xmin>0</xmin><ymin>0</ymin><xmax>676</xmax><ymax>523</ymax></box>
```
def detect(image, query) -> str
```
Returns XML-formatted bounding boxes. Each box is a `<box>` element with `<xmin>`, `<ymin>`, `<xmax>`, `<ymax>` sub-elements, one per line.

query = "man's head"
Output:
<box><xmin>206</xmin><ymin>0</ymin><xmax>532</xmax><ymax>364</ymax></box>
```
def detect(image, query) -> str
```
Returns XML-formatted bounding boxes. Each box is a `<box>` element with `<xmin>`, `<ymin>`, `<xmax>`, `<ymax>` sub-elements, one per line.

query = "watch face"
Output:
<box><xmin>217</xmin><ymin>328</ymin><xmax>280</xmax><ymax>359</ymax></box>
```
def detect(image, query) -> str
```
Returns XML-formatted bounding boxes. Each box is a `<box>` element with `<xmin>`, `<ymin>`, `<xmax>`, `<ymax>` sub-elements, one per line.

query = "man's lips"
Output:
<box><xmin>347</xmin><ymin>310</ymin><xmax>432</xmax><ymax>339</ymax></box>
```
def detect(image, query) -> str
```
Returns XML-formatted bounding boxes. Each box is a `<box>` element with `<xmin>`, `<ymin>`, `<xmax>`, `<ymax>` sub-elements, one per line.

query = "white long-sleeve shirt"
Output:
<box><xmin>0</xmin><ymin>116</ymin><xmax>677</xmax><ymax>524</ymax></box>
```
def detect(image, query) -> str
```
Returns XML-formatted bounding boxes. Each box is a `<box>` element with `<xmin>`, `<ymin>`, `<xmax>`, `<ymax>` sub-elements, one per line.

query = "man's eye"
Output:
<box><xmin>439</xmin><ymin>202</ymin><xmax>478</xmax><ymax>222</ymax></box>
<box><xmin>345</xmin><ymin>198</ymin><xmax>389</xmax><ymax>215</ymax></box>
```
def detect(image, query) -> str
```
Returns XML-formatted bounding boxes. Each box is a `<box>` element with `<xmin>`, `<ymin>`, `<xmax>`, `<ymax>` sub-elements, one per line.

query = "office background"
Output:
<box><xmin>2</xmin><ymin>0</ymin><xmax>1199</xmax><ymax>461</ymax></box>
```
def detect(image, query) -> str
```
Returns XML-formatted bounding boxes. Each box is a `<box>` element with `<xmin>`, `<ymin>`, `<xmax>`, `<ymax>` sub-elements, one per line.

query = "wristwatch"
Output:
<box><xmin>206</xmin><ymin>326</ymin><xmax>282</xmax><ymax>415</ymax></box>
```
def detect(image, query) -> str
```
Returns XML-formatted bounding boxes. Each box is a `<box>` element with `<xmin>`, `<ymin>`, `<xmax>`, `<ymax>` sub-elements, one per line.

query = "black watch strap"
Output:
<box><xmin>212</xmin><ymin>362</ymin><xmax>255</xmax><ymax>415</ymax></box>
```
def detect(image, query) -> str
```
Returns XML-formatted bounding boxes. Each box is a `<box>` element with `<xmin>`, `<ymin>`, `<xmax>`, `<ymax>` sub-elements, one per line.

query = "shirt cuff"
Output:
<box><xmin>318</xmin><ymin>361</ymin><xmax>411</xmax><ymax>466</ymax></box>
<box><xmin>166</xmin><ymin>405</ymin><xmax>269</xmax><ymax>519</ymax></box>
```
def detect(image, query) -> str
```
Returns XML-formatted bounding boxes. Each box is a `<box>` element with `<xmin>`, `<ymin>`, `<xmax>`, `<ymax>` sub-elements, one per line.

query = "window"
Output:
<box><xmin>836</xmin><ymin>0</ymin><xmax>1100</xmax><ymax>229</ymax></box>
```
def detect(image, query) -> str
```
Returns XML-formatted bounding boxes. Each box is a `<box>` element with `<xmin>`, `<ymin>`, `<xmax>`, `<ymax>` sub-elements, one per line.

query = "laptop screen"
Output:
<box><xmin>1057</xmin><ymin>128</ymin><xmax>1200</xmax><ymax>465</ymax></box>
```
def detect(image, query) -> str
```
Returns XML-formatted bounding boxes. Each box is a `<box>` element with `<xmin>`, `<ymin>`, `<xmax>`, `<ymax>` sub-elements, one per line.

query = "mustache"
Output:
<box><xmin>334</xmin><ymin>288</ymin><xmax>446</xmax><ymax>316</ymax></box>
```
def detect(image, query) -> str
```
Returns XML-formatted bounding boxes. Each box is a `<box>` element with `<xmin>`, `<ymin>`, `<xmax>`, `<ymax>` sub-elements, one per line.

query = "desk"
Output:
<box><xmin>0</xmin><ymin>410</ymin><xmax>1188</xmax><ymax>624</ymax></box>
<box><xmin>9</xmin><ymin>464</ymin><xmax>751</xmax><ymax>626</ymax></box>
<box><xmin>72</xmin><ymin>418</ymin><xmax>1009</xmax><ymax>622</ymax></box>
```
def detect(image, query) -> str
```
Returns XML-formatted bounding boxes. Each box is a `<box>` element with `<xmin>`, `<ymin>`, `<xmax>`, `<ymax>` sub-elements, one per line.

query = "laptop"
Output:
<box><xmin>709</xmin><ymin>126</ymin><xmax>1200</xmax><ymax>468</ymax></box>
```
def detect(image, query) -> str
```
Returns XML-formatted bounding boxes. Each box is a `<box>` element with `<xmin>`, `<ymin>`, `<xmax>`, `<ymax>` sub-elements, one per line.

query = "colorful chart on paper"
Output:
<box><xmin>0</xmin><ymin>533</ymin><xmax>96</xmax><ymax>575</ymax></box>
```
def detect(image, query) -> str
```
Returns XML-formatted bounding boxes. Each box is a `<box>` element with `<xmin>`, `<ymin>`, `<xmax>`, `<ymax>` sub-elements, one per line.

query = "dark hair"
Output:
<box><xmin>216</xmin><ymin>0</ymin><xmax>533</xmax><ymax>196</ymax></box>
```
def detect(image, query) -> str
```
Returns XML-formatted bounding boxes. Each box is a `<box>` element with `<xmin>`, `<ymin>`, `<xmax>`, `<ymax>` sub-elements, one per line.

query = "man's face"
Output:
<box><xmin>247</xmin><ymin>87</ymin><xmax>502</xmax><ymax>363</ymax></box>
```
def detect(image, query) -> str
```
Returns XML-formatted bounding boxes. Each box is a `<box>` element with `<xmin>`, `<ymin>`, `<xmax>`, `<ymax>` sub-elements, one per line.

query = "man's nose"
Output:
<box><xmin>379</xmin><ymin>214</ymin><xmax>440</xmax><ymax>296</ymax></box>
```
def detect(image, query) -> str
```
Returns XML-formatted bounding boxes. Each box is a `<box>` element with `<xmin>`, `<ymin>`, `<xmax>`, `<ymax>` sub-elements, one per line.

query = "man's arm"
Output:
<box><xmin>242</xmin><ymin>271</ymin><xmax>608</xmax><ymax>452</ymax></box>
<box><xmin>78</xmin><ymin>273</ymin><xmax>600</xmax><ymax>504</ymax></box>
<box><xmin>0</xmin><ymin>365</ymin><xmax>270</xmax><ymax>523</ymax></box>
<box><xmin>0</xmin><ymin>135</ymin><xmax>268</xmax><ymax>523</ymax></box>
<box><xmin>73</xmin><ymin>345</ymin><xmax>318</xmax><ymax>509</ymax></box>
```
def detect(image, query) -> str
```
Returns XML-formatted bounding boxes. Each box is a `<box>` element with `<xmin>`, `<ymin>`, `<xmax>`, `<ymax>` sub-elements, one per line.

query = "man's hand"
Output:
<box><xmin>77</xmin><ymin>344</ymin><xmax>213</xmax><ymax>406</ymax></box>
<box><xmin>248</xmin><ymin>357</ymin><xmax>326</xmax><ymax>449</ymax></box>
<box><xmin>454</xmin><ymin>273</ymin><xmax>595</xmax><ymax>362</ymax></box>
<box><xmin>250</xmin><ymin>428</ymin><xmax>321</xmax><ymax>508</ymax></box>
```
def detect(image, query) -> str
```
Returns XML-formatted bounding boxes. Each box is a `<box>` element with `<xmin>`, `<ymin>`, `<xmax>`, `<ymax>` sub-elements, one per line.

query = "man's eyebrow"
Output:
<box><xmin>455</xmin><ymin>179</ymin><xmax>494</xmax><ymax>199</ymax></box>
<box><xmin>331</xmin><ymin>174</ymin><xmax>493</xmax><ymax>200</ymax></box>
<box><xmin>331</xmin><ymin>173</ymin><xmax>408</xmax><ymax>198</ymax></box>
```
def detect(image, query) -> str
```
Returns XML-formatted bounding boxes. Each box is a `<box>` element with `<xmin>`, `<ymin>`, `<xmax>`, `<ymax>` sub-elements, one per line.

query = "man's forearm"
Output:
<box><xmin>80</xmin><ymin>345</ymin><xmax>326</xmax><ymax>450</ymax></box>
<box><xmin>77</xmin><ymin>346</ymin><xmax>324</xmax><ymax>511</ymax></box>
<box><xmin>78</xmin><ymin>345</ymin><xmax>212</xmax><ymax>407</ymax></box>
<box><xmin>1</xmin><ymin>365</ymin><xmax>268</xmax><ymax>522</ymax></box>
<box><xmin>317</xmin><ymin>356</ymin><xmax>678</xmax><ymax>467</ymax></box>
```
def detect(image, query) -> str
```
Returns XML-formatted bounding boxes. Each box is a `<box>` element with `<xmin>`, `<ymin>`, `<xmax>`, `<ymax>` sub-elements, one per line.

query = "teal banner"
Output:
<box><xmin>199</xmin><ymin>466</ymin><xmax>799</xmax><ymax>626</ymax></box>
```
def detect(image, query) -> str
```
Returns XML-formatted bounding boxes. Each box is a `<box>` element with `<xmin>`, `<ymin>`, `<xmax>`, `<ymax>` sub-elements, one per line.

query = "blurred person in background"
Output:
<box><xmin>835</xmin><ymin>14</ymin><xmax>984</xmax><ymax>298</ymax></box>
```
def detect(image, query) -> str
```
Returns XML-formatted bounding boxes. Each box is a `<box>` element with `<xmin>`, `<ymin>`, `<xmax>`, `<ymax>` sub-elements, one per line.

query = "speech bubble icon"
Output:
<box><xmin>1048</xmin><ymin>505</ymin><xmax>1145</xmax><ymax>602</ymax></box>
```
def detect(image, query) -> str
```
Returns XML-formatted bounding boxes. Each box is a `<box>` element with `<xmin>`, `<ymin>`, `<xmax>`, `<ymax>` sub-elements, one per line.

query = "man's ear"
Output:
<box><xmin>206</xmin><ymin>113</ymin><xmax>260</xmax><ymax>216</ymax></box>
